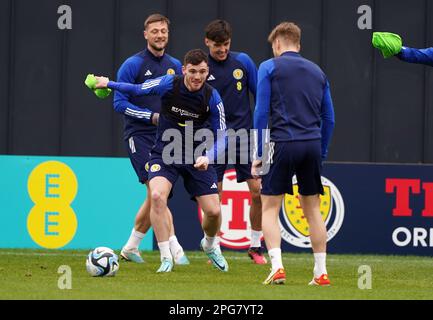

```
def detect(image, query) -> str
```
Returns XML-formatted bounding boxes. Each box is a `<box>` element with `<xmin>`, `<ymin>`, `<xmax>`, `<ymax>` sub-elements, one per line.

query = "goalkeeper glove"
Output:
<box><xmin>85</xmin><ymin>74</ymin><xmax>112</xmax><ymax>99</ymax></box>
<box><xmin>372</xmin><ymin>32</ymin><xmax>403</xmax><ymax>58</ymax></box>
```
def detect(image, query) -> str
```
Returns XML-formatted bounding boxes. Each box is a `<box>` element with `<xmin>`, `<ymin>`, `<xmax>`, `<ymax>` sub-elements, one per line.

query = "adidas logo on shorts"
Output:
<box><xmin>210</xmin><ymin>183</ymin><xmax>218</xmax><ymax>189</ymax></box>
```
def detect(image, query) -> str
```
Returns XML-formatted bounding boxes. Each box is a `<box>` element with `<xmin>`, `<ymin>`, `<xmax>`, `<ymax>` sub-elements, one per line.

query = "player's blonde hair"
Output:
<box><xmin>144</xmin><ymin>13</ymin><xmax>170</xmax><ymax>30</ymax></box>
<box><xmin>268</xmin><ymin>22</ymin><xmax>301</xmax><ymax>46</ymax></box>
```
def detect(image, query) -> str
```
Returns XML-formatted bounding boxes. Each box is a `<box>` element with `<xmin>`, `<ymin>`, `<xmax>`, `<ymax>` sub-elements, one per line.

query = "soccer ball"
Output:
<box><xmin>86</xmin><ymin>247</ymin><xmax>119</xmax><ymax>277</ymax></box>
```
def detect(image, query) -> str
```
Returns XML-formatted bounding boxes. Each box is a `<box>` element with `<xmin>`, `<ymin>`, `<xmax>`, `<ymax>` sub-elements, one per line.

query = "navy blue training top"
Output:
<box><xmin>207</xmin><ymin>51</ymin><xmax>257</xmax><ymax>130</ymax></box>
<box><xmin>113</xmin><ymin>49</ymin><xmax>182</xmax><ymax>140</ymax></box>
<box><xmin>254</xmin><ymin>51</ymin><xmax>335</xmax><ymax>159</ymax></box>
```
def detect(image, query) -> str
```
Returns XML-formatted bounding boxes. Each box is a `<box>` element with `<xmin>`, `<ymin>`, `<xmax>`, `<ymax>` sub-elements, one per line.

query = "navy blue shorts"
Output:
<box><xmin>214</xmin><ymin>162</ymin><xmax>252</xmax><ymax>183</ymax></box>
<box><xmin>125</xmin><ymin>134</ymin><xmax>155</xmax><ymax>184</ymax></box>
<box><xmin>148</xmin><ymin>156</ymin><xmax>219</xmax><ymax>200</ymax></box>
<box><xmin>214</xmin><ymin>136</ymin><xmax>253</xmax><ymax>183</ymax></box>
<box><xmin>261</xmin><ymin>140</ymin><xmax>324</xmax><ymax>196</ymax></box>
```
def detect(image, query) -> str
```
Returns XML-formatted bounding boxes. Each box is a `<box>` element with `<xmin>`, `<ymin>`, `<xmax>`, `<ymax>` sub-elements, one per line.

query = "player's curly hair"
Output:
<box><xmin>205</xmin><ymin>19</ymin><xmax>232</xmax><ymax>43</ymax></box>
<box><xmin>268</xmin><ymin>22</ymin><xmax>301</xmax><ymax>46</ymax></box>
<box><xmin>184</xmin><ymin>49</ymin><xmax>208</xmax><ymax>66</ymax></box>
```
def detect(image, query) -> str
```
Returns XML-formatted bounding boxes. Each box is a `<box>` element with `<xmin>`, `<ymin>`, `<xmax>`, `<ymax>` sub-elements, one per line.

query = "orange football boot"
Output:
<box><xmin>263</xmin><ymin>268</ymin><xmax>286</xmax><ymax>285</ymax></box>
<box><xmin>309</xmin><ymin>274</ymin><xmax>331</xmax><ymax>286</ymax></box>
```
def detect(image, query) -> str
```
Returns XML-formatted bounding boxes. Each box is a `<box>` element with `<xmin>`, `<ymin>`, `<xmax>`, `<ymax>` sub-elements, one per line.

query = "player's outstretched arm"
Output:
<box><xmin>372</xmin><ymin>31</ymin><xmax>433</xmax><ymax>66</ymax></box>
<box><xmin>397</xmin><ymin>47</ymin><xmax>433</xmax><ymax>66</ymax></box>
<box><xmin>92</xmin><ymin>75</ymin><xmax>173</xmax><ymax>98</ymax></box>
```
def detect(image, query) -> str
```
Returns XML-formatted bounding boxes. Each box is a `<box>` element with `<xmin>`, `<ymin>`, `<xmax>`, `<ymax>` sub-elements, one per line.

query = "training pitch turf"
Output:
<box><xmin>0</xmin><ymin>249</ymin><xmax>432</xmax><ymax>300</ymax></box>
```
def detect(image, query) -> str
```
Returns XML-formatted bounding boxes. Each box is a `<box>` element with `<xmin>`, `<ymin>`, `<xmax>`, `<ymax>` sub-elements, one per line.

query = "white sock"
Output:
<box><xmin>124</xmin><ymin>228</ymin><xmax>145</xmax><ymax>250</ymax></box>
<box><xmin>169</xmin><ymin>235</ymin><xmax>184</xmax><ymax>260</ymax></box>
<box><xmin>313</xmin><ymin>252</ymin><xmax>327</xmax><ymax>277</ymax></box>
<box><xmin>158</xmin><ymin>241</ymin><xmax>172</xmax><ymax>262</ymax></box>
<box><xmin>202</xmin><ymin>235</ymin><xmax>217</xmax><ymax>251</ymax></box>
<box><xmin>268</xmin><ymin>248</ymin><xmax>283</xmax><ymax>272</ymax></box>
<box><xmin>250</xmin><ymin>230</ymin><xmax>263</xmax><ymax>248</ymax></box>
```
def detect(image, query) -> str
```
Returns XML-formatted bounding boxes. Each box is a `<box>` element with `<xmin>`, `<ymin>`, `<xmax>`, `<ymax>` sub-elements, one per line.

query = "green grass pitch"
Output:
<box><xmin>0</xmin><ymin>249</ymin><xmax>432</xmax><ymax>300</ymax></box>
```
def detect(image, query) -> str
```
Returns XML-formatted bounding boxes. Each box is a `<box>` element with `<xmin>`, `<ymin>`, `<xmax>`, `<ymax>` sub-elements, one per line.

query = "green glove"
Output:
<box><xmin>372</xmin><ymin>32</ymin><xmax>403</xmax><ymax>58</ymax></box>
<box><xmin>84</xmin><ymin>74</ymin><xmax>112</xmax><ymax>99</ymax></box>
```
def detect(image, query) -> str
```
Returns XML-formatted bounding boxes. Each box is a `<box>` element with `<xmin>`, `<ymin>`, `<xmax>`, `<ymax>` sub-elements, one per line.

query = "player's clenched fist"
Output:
<box><xmin>251</xmin><ymin>159</ymin><xmax>263</xmax><ymax>179</ymax></box>
<box><xmin>194</xmin><ymin>156</ymin><xmax>210</xmax><ymax>171</ymax></box>
<box><xmin>94</xmin><ymin>76</ymin><xmax>110</xmax><ymax>89</ymax></box>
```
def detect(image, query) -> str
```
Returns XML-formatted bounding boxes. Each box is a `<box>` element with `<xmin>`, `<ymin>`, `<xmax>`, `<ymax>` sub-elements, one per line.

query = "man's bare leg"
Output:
<box><xmin>149</xmin><ymin>176</ymin><xmax>174</xmax><ymax>272</ymax></box>
<box><xmin>122</xmin><ymin>183</ymin><xmax>188</xmax><ymax>264</ymax></box>
<box><xmin>197</xmin><ymin>194</ymin><xmax>228</xmax><ymax>272</ymax></box>
<box><xmin>299</xmin><ymin>194</ymin><xmax>329</xmax><ymax>285</ymax></box>
<box><xmin>246</xmin><ymin>178</ymin><xmax>267</xmax><ymax>264</ymax></box>
<box><xmin>261</xmin><ymin>194</ymin><xmax>286</xmax><ymax>284</ymax></box>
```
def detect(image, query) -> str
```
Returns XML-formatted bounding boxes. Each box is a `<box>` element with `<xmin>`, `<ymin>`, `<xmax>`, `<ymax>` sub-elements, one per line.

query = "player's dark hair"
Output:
<box><xmin>205</xmin><ymin>19</ymin><xmax>232</xmax><ymax>43</ymax></box>
<box><xmin>268</xmin><ymin>22</ymin><xmax>301</xmax><ymax>46</ymax></box>
<box><xmin>144</xmin><ymin>13</ymin><xmax>170</xmax><ymax>30</ymax></box>
<box><xmin>184</xmin><ymin>49</ymin><xmax>208</xmax><ymax>66</ymax></box>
